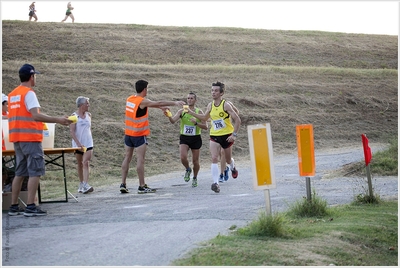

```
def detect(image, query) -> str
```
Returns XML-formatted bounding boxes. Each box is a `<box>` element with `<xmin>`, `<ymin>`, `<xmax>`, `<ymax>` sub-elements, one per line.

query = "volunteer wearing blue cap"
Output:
<box><xmin>7</xmin><ymin>64</ymin><xmax>74</xmax><ymax>217</ymax></box>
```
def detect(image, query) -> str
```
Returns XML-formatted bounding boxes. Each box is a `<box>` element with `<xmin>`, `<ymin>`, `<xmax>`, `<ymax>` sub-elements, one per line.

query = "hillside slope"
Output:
<box><xmin>2</xmin><ymin>21</ymin><xmax>398</xmax><ymax>178</ymax></box>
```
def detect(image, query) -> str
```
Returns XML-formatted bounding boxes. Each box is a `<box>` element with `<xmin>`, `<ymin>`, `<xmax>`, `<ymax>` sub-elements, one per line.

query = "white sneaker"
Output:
<box><xmin>82</xmin><ymin>183</ymin><xmax>94</xmax><ymax>194</ymax></box>
<box><xmin>78</xmin><ymin>182</ymin><xmax>84</xmax><ymax>193</ymax></box>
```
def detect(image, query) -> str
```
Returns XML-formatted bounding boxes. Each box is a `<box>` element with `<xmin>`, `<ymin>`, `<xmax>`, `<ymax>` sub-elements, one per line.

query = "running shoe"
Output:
<box><xmin>218</xmin><ymin>173</ymin><xmax>224</xmax><ymax>183</ymax></box>
<box><xmin>83</xmin><ymin>183</ymin><xmax>94</xmax><ymax>194</ymax></box>
<box><xmin>192</xmin><ymin>178</ymin><xmax>198</xmax><ymax>187</ymax></box>
<box><xmin>224</xmin><ymin>167</ymin><xmax>229</xmax><ymax>181</ymax></box>
<box><xmin>231</xmin><ymin>167</ymin><xmax>238</xmax><ymax>179</ymax></box>
<box><xmin>78</xmin><ymin>182</ymin><xmax>84</xmax><ymax>193</ymax></box>
<box><xmin>138</xmin><ymin>184</ymin><xmax>156</xmax><ymax>194</ymax></box>
<box><xmin>8</xmin><ymin>205</ymin><xmax>24</xmax><ymax>216</ymax></box>
<box><xmin>184</xmin><ymin>167</ymin><xmax>192</xmax><ymax>182</ymax></box>
<box><xmin>120</xmin><ymin>183</ymin><xmax>129</xmax><ymax>193</ymax></box>
<box><xmin>211</xmin><ymin>182</ymin><xmax>220</xmax><ymax>193</ymax></box>
<box><xmin>23</xmin><ymin>205</ymin><xmax>47</xmax><ymax>217</ymax></box>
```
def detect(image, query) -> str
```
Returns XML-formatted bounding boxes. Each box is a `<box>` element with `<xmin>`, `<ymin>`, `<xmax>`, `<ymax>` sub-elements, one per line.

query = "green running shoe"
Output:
<box><xmin>192</xmin><ymin>177</ymin><xmax>198</xmax><ymax>187</ymax></box>
<box><xmin>184</xmin><ymin>167</ymin><xmax>192</xmax><ymax>182</ymax></box>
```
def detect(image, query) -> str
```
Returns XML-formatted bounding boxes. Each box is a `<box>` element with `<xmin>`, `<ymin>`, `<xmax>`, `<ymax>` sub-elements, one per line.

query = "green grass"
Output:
<box><xmin>171</xmin><ymin>201</ymin><xmax>398</xmax><ymax>266</ymax></box>
<box><xmin>237</xmin><ymin>212</ymin><xmax>288</xmax><ymax>238</ymax></box>
<box><xmin>287</xmin><ymin>189</ymin><xmax>329</xmax><ymax>218</ymax></box>
<box><xmin>370</xmin><ymin>138</ymin><xmax>398</xmax><ymax>176</ymax></box>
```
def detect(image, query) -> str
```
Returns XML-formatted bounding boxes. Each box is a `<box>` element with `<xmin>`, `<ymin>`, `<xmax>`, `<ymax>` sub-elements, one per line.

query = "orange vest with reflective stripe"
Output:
<box><xmin>125</xmin><ymin>95</ymin><xmax>150</xmax><ymax>137</ymax></box>
<box><xmin>8</xmin><ymin>85</ymin><xmax>43</xmax><ymax>142</ymax></box>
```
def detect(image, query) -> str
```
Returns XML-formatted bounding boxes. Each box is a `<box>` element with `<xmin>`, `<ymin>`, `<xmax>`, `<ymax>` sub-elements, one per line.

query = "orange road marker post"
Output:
<box><xmin>247</xmin><ymin>123</ymin><xmax>276</xmax><ymax>215</ymax></box>
<box><xmin>296</xmin><ymin>124</ymin><xmax>316</xmax><ymax>201</ymax></box>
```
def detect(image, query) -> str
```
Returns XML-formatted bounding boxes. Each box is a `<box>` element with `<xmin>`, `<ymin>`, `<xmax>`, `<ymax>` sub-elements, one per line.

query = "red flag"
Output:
<box><xmin>361</xmin><ymin>134</ymin><xmax>372</xmax><ymax>166</ymax></box>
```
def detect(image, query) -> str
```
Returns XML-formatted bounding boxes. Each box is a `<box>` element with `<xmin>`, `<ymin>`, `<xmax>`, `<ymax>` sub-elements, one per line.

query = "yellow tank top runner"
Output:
<box><xmin>210</xmin><ymin>99</ymin><xmax>234</xmax><ymax>136</ymax></box>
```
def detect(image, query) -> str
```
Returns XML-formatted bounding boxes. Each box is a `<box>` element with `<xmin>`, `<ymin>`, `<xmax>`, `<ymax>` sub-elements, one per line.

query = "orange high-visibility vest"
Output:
<box><xmin>125</xmin><ymin>95</ymin><xmax>150</xmax><ymax>137</ymax></box>
<box><xmin>8</xmin><ymin>85</ymin><xmax>43</xmax><ymax>142</ymax></box>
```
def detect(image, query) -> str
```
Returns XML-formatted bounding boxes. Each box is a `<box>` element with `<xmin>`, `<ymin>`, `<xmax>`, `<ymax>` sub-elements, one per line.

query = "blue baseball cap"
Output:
<box><xmin>19</xmin><ymin>64</ymin><xmax>40</xmax><ymax>75</ymax></box>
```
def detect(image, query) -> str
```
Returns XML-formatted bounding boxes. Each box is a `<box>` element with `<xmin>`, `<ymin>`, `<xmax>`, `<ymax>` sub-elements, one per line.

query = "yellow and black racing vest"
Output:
<box><xmin>209</xmin><ymin>99</ymin><xmax>234</xmax><ymax>136</ymax></box>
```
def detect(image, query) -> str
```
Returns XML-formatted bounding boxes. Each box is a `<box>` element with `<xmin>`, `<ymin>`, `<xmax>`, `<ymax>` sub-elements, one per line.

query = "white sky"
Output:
<box><xmin>0</xmin><ymin>1</ymin><xmax>399</xmax><ymax>35</ymax></box>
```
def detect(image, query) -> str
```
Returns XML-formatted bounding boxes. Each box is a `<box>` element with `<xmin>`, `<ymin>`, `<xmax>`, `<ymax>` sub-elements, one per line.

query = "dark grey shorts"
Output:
<box><xmin>14</xmin><ymin>142</ymin><xmax>45</xmax><ymax>177</ymax></box>
<box><xmin>124</xmin><ymin>135</ymin><xmax>148</xmax><ymax>148</ymax></box>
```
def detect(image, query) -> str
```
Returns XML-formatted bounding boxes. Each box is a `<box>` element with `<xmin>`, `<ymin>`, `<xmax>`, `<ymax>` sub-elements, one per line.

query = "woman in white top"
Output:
<box><xmin>70</xmin><ymin>96</ymin><xmax>94</xmax><ymax>194</ymax></box>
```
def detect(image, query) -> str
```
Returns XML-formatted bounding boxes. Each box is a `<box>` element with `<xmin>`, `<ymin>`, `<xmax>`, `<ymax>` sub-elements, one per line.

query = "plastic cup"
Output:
<box><xmin>68</xmin><ymin>115</ymin><xmax>78</xmax><ymax>124</ymax></box>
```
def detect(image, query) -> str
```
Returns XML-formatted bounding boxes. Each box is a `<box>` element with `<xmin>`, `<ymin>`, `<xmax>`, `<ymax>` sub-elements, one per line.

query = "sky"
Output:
<box><xmin>0</xmin><ymin>1</ymin><xmax>399</xmax><ymax>35</ymax></box>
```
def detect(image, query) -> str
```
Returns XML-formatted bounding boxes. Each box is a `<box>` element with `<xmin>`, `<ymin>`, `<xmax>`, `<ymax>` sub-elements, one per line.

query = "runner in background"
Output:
<box><xmin>164</xmin><ymin>92</ymin><xmax>207</xmax><ymax>187</ymax></box>
<box><xmin>61</xmin><ymin>2</ymin><xmax>75</xmax><ymax>23</ymax></box>
<box><xmin>28</xmin><ymin>2</ymin><xmax>38</xmax><ymax>22</ymax></box>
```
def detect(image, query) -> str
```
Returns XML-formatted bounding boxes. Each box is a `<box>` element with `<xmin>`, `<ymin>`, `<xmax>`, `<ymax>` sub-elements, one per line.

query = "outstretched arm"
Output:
<box><xmin>186</xmin><ymin>102</ymin><xmax>211</xmax><ymax>122</ymax></box>
<box><xmin>30</xmin><ymin>107</ymin><xmax>73</xmax><ymax>126</ymax></box>
<box><xmin>166</xmin><ymin>108</ymin><xmax>183</xmax><ymax>124</ymax></box>
<box><xmin>140</xmin><ymin>99</ymin><xmax>185</xmax><ymax>109</ymax></box>
<box><xmin>189</xmin><ymin>109</ymin><xmax>208</xmax><ymax>130</ymax></box>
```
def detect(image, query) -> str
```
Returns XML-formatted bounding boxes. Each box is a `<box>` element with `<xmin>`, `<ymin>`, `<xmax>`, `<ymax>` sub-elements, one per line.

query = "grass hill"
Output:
<box><xmin>2</xmin><ymin>20</ymin><xmax>397</xmax><ymax>183</ymax></box>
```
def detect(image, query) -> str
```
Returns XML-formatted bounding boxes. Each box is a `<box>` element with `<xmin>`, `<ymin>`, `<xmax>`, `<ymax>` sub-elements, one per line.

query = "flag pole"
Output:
<box><xmin>361</xmin><ymin>134</ymin><xmax>373</xmax><ymax>198</ymax></box>
<box><xmin>366</xmin><ymin>164</ymin><xmax>373</xmax><ymax>198</ymax></box>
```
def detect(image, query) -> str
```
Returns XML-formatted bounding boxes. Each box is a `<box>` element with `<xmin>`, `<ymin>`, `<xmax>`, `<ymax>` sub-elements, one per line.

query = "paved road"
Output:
<box><xmin>2</xmin><ymin>146</ymin><xmax>397</xmax><ymax>266</ymax></box>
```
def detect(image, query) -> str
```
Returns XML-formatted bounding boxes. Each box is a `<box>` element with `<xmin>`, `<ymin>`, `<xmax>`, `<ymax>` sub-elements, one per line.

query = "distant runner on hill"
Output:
<box><xmin>61</xmin><ymin>2</ymin><xmax>75</xmax><ymax>23</ymax></box>
<box><xmin>28</xmin><ymin>2</ymin><xmax>38</xmax><ymax>21</ymax></box>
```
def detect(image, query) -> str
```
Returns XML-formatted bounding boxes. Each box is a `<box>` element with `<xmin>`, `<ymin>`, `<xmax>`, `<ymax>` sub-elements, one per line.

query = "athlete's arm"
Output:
<box><xmin>168</xmin><ymin>108</ymin><xmax>183</xmax><ymax>124</ymax></box>
<box><xmin>187</xmin><ymin>102</ymin><xmax>211</xmax><ymax>121</ymax></box>
<box><xmin>189</xmin><ymin>109</ymin><xmax>208</xmax><ymax>130</ymax></box>
<box><xmin>224</xmin><ymin>101</ymin><xmax>241</xmax><ymax>142</ymax></box>
<box><xmin>140</xmin><ymin>99</ymin><xmax>185</xmax><ymax>109</ymax></box>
